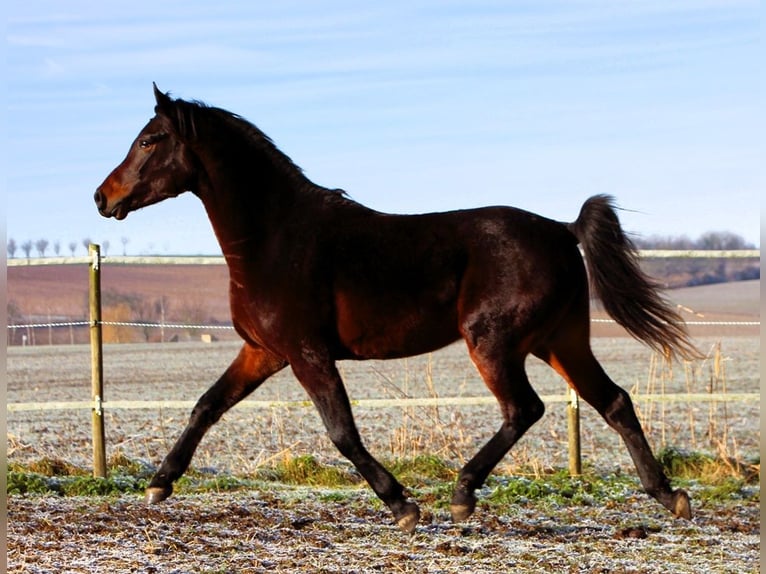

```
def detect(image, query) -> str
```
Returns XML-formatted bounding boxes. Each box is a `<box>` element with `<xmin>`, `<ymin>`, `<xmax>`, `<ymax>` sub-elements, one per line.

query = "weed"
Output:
<box><xmin>9</xmin><ymin>457</ymin><xmax>85</xmax><ymax>477</ymax></box>
<box><xmin>107</xmin><ymin>450</ymin><xmax>155</xmax><ymax>479</ymax></box>
<box><xmin>6</xmin><ymin>469</ymin><xmax>146</xmax><ymax>497</ymax></box>
<box><xmin>7</xmin><ymin>471</ymin><xmax>62</xmax><ymax>496</ymax></box>
<box><xmin>658</xmin><ymin>446</ymin><xmax>759</xmax><ymax>484</ymax></box>
<box><xmin>176</xmin><ymin>474</ymin><xmax>254</xmax><ymax>495</ymax></box>
<box><xmin>261</xmin><ymin>454</ymin><xmax>360</xmax><ymax>487</ymax></box>
<box><xmin>385</xmin><ymin>454</ymin><xmax>458</xmax><ymax>485</ymax></box>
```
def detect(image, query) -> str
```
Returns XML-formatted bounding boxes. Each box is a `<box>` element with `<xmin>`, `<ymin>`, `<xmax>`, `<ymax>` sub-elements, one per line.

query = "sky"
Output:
<box><xmin>6</xmin><ymin>1</ymin><xmax>762</xmax><ymax>256</ymax></box>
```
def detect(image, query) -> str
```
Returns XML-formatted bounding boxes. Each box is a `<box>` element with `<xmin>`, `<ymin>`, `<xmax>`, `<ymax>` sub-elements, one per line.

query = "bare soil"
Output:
<box><xmin>6</xmin><ymin>489</ymin><xmax>760</xmax><ymax>573</ymax></box>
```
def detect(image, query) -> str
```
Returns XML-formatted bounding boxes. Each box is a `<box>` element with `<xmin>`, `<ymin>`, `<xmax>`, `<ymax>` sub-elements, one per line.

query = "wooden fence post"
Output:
<box><xmin>567</xmin><ymin>387</ymin><xmax>582</xmax><ymax>476</ymax></box>
<box><xmin>89</xmin><ymin>244</ymin><xmax>107</xmax><ymax>478</ymax></box>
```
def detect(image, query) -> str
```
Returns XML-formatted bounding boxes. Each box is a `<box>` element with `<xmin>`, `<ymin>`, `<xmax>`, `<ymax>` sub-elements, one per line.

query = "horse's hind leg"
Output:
<box><xmin>146</xmin><ymin>343</ymin><xmax>287</xmax><ymax>503</ymax></box>
<box><xmin>451</xmin><ymin>348</ymin><xmax>545</xmax><ymax>523</ymax></box>
<box><xmin>537</xmin><ymin>336</ymin><xmax>692</xmax><ymax>520</ymax></box>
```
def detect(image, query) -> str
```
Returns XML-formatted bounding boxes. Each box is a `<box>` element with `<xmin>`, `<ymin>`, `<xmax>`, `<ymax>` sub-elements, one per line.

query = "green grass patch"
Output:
<box><xmin>485</xmin><ymin>469</ymin><xmax>639</xmax><ymax>510</ymax></box>
<box><xmin>7</xmin><ymin>467</ymin><xmax>147</xmax><ymax>497</ymax></box>
<box><xmin>7</xmin><ymin>452</ymin><xmax>155</xmax><ymax>497</ymax></box>
<box><xmin>175</xmin><ymin>473</ymin><xmax>257</xmax><ymax>495</ymax></box>
<box><xmin>7</xmin><ymin>450</ymin><xmax>759</xmax><ymax>508</ymax></box>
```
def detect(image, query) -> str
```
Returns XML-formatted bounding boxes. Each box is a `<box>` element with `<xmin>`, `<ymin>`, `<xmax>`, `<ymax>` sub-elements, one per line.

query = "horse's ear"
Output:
<box><xmin>153</xmin><ymin>82</ymin><xmax>173</xmax><ymax>116</ymax></box>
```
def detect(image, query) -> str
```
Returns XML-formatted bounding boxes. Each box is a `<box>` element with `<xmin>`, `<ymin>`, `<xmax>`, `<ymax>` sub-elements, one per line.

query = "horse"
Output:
<box><xmin>95</xmin><ymin>84</ymin><xmax>698</xmax><ymax>533</ymax></box>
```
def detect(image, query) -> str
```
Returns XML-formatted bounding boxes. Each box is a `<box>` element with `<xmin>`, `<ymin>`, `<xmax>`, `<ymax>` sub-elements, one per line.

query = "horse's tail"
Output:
<box><xmin>568</xmin><ymin>195</ymin><xmax>700</xmax><ymax>361</ymax></box>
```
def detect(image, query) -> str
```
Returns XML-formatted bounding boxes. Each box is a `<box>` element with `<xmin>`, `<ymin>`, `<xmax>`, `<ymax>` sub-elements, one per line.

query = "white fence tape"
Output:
<box><xmin>7</xmin><ymin>392</ymin><xmax>760</xmax><ymax>413</ymax></box>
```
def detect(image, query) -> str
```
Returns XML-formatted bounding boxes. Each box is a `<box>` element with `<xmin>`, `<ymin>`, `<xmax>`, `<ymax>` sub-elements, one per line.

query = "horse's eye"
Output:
<box><xmin>138</xmin><ymin>139</ymin><xmax>152</xmax><ymax>149</ymax></box>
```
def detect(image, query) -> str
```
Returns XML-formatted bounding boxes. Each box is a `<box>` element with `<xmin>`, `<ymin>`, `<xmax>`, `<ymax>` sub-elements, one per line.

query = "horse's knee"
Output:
<box><xmin>528</xmin><ymin>395</ymin><xmax>546</xmax><ymax>425</ymax></box>
<box><xmin>505</xmin><ymin>394</ymin><xmax>545</xmax><ymax>432</ymax></box>
<box><xmin>324</xmin><ymin>423</ymin><xmax>365</xmax><ymax>460</ymax></box>
<box><xmin>189</xmin><ymin>399</ymin><xmax>222</xmax><ymax>428</ymax></box>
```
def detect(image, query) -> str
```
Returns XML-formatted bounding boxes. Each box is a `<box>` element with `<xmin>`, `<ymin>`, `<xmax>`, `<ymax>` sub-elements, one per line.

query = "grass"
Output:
<box><xmin>7</xmin><ymin>449</ymin><xmax>759</xmax><ymax>511</ymax></box>
<box><xmin>656</xmin><ymin>445</ymin><xmax>760</xmax><ymax>503</ymax></box>
<box><xmin>484</xmin><ymin>468</ymin><xmax>639</xmax><ymax>509</ymax></box>
<box><xmin>258</xmin><ymin>454</ymin><xmax>361</xmax><ymax>487</ymax></box>
<box><xmin>7</xmin><ymin>453</ymin><xmax>153</xmax><ymax>497</ymax></box>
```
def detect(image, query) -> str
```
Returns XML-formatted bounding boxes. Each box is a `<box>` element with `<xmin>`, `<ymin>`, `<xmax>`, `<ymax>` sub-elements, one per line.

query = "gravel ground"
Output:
<box><xmin>6</xmin><ymin>335</ymin><xmax>761</xmax><ymax>573</ymax></box>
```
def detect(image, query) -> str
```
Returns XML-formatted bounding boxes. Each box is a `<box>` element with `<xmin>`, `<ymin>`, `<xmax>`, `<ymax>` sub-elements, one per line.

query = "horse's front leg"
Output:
<box><xmin>291</xmin><ymin>356</ymin><xmax>420</xmax><ymax>534</ymax></box>
<box><xmin>146</xmin><ymin>343</ymin><xmax>287</xmax><ymax>503</ymax></box>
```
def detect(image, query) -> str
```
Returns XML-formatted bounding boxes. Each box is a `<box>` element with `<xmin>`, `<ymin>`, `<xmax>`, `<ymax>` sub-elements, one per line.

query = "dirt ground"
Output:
<box><xmin>6</xmin><ymin>485</ymin><xmax>761</xmax><ymax>573</ymax></box>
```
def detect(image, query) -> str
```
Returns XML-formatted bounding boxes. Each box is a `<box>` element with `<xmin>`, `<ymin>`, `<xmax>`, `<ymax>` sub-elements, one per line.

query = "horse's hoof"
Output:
<box><xmin>450</xmin><ymin>502</ymin><xmax>475</xmax><ymax>523</ymax></box>
<box><xmin>395</xmin><ymin>502</ymin><xmax>420</xmax><ymax>534</ymax></box>
<box><xmin>145</xmin><ymin>485</ymin><xmax>173</xmax><ymax>504</ymax></box>
<box><xmin>450</xmin><ymin>486</ymin><xmax>477</xmax><ymax>523</ymax></box>
<box><xmin>672</xmin><ymin>489</ymin><xmax>692</xmax><ymax>520</ymax></box>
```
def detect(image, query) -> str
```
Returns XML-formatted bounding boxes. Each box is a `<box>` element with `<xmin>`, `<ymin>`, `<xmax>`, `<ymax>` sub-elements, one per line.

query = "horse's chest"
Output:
<box><xmin>228</xmin><ymin>278</ymin><xmax>320</xmax><ymax>351</ymax></box>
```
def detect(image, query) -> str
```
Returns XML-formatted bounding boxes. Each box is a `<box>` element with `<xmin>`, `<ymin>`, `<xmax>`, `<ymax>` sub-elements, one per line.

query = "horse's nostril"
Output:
<box><xmin>94</xmin><ymin>190</ymin><xmax>105</xmax><ymax>210</ymax></box>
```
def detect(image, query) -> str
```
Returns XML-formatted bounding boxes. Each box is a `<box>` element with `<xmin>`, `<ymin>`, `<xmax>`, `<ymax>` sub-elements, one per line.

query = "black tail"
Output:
<box><xmin>568</xmin><ymin>195</ymin><xmax>700</xmax><ymax>360</ymax></box>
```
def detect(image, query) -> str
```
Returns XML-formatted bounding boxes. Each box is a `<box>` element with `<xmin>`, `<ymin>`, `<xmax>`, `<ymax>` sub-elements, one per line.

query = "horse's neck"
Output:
<box><xmin>194</xmin><ymin>166</ymin><xmax>301</xmax><ymax>263</ymax></box>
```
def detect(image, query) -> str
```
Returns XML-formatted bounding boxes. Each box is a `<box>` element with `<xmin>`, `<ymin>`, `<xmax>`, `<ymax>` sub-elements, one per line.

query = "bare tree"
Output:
<box><xmin>21</xmin><ymin>240</ymin><xmax>33</xmax><ymax>258</ymax></box>
<box><xmin>7</xmin><ymin>238</ymin><xmax>17</xmax><ymax>258</ymax></box>
<box><xmin>68</xmin><ymin>241</ymin><xmax>77</xmax><ymax>256</ymax></box>
<box><xmin>35</xmin><ymin>239</ymin><xmax>50</xmax><ymax>257</ymax></box>
<box><xmin>103</xmin><ymin>240</ymin><xmax>110</xmax><ymax>257</ymax></box>
<box><xmin>696</xmin><ymin>231</ymin><xmax>752</xmax><ymax>250</ymax></box>
<box><xmin>121</xmin><ymin>236</ymin><xmax>130</xmax><ymax>256</ymax></box>
<box><xmin>82</xmin><ymin>238</ymin><xmax>92</xmax><ymax>254</ymax></box>
<box><xmin>634</xmin><ymin>231</ymin><xmax>753</xmax><ymax>251</ymax></box>
<box><xmin>53</xmin><ymin>241</ymin><xmax>61</xmax><ymax>256</ymax></box>
<box><xmin>633</xmin><ymin>234</ymin><xmax>695</xmax><ymax>250</ymax></box>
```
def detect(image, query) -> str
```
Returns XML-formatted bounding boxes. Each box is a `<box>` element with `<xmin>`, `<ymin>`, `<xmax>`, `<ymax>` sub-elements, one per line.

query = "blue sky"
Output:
<box><xmin>6</xmin><ymin>1</ymin><xmax>761</xmax><ymax>255</ymax></box>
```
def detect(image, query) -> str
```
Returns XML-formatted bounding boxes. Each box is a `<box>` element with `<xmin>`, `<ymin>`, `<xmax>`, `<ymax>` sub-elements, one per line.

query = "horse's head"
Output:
<box><xmin>95</xmin><ymin>84</ymin><xmax>197</xmax><ymax>220</ymax></box>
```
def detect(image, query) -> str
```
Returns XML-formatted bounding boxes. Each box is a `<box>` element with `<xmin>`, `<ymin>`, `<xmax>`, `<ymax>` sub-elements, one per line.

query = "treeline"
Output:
<box><xmin>6</xmin><ymin>237</ymin><xmax>130</xmax><ymax>258</ymax></box>
<box><xmin>632</xmin><ymin>230</ymin><xmax>756</xmax><ymax>250</ymax></box>
<box><xmin>629</xmin><ymin>231</ymin><xmax>758</xmax><ymax>287</ymax></box>
<box><xmin>8</xmin><ymin>231</ymin><xmax>756</xmax><ymax>259</ymax></box>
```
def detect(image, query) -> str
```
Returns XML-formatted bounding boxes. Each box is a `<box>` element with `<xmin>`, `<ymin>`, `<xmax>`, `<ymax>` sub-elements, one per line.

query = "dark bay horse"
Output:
<box><xmin>95</xmin><ymin>84</ymin><xmax>698</xmax><ymax>533</ymax></box>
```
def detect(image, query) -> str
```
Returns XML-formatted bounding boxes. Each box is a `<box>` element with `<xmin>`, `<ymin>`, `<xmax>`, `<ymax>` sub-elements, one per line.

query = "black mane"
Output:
<box><xmin>167</xmin><ymin>97</ymin><xmax>350</xmax><ymax>203</ymax></box>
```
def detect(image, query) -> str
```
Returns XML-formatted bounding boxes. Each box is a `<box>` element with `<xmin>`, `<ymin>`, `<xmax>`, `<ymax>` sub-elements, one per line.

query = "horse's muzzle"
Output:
<box><xmin>94</xmin><ymin>188</ymin><xmax>127</xmax><ymax>220</ymax></box>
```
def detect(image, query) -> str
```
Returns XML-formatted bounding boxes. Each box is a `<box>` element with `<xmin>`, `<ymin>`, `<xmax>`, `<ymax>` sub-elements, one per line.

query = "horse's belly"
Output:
<box><xmin>335</xmin><ymin>296</ymin><xmax>459</xmax><ymax>360</ymax></box>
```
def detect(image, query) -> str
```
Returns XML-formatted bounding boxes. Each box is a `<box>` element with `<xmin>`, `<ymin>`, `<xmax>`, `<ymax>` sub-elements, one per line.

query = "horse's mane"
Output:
<box><xmin>167</xmin><ymin>97</ymin><xmax>350</xmax><ymax>203</ymax></box>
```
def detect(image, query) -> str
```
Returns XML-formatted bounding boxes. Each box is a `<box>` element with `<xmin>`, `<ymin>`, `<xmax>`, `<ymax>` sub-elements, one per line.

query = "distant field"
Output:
<box><xmin>6</xmin><ymin>263</ymin><xmax>760</xmax><ymax>345</ymax></box>
<box><xmin>7</xmin><ymin>263</ymin><xmax>231</xmax><ymax>322</ymax></box>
